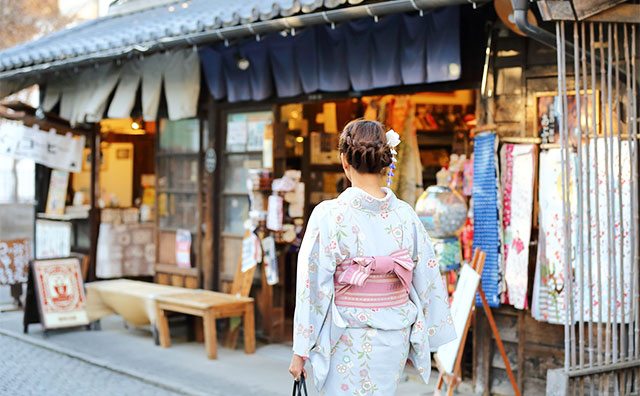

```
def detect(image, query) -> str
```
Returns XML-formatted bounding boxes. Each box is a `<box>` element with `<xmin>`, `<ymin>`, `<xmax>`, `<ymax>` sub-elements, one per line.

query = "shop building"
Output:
<box><xmin>0</xmin><ymin>0</ymin><xmax>638</xmax><ymax>394</ymax></box>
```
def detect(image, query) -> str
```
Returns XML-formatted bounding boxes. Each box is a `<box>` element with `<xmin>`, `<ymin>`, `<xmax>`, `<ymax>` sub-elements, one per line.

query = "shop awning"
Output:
<box><xmin>0</xmin><ymin>0</ymin><xmax>482</xmax><ymax>124</ymax></box>
<box><xmin>0</xmin><ymin>0</ymin><xmax>379</xmax><ymax>79</ymax></box>
<box><xmin>41</xmin><ymin>48</ymin><xmax>201</xmax><ymax>124</ymax></box>
<box><xmin>199</xmin><ymin>7</ymin><xmax>461</xmax><ymax>102</ymax></box>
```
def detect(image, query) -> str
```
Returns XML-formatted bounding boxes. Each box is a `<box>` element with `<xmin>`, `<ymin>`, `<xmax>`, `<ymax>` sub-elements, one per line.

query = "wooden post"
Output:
<box><xmin>87</xmin><ymin>124</ymin><xmax>100</xmax><ymax>282</ymax></box>
<box><xmin>202</xmin><ymin>97</ymin><xmax>218</xmax><ymax>291</ymax></box>
<box><xmin>517</xmin><ymin>310</ymin><xmax>526</xmax><ymax>393</ymax></box>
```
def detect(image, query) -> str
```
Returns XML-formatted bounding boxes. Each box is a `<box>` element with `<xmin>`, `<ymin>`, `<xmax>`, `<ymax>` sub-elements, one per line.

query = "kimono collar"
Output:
<box><xmin>338</xmin><ymin>186</ymin><xmax>398</xmax><ymax>213</ymax></box>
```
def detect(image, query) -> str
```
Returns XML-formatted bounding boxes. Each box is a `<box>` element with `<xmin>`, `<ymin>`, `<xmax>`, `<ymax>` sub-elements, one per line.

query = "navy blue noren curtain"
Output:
<box><xmin>200</xmin><ymin>7</ymin><xmax>461</xmax><ymax>103</ymax></box>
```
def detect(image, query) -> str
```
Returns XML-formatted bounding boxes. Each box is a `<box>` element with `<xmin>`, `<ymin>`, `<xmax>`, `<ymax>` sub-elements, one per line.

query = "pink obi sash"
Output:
<box><xmin>334</xmin><ymin>248</ymin><xmax>414</xmax><ymax>308</ymax></box>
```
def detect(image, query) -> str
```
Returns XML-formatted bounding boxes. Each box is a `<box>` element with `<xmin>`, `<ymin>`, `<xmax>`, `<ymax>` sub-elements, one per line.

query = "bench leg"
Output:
<box><xmin>243</xmin><ymin>303</ymin><xmax>255</xmax><ymax>354</ymax></box>
<box><xmin>194</xmin><ymin>316</ymin><xmax>204</xmax><ymax>343</ymax></box>
<box><xmin>156</xmin><ymin>306</ymin><xmax>171</xmax><ymax>348</ymax></box>
<box><xmin>203</xmin><ymin>310</ymin><xmax>217</xmax><ymax>359</ymax></box>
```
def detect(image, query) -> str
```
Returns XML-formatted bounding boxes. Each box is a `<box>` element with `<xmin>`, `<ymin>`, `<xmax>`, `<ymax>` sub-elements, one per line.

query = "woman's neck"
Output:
<box><xmin>350</xmin><ymin>172</ymin><xmax>386</xmax><ymax>199</ymax></box>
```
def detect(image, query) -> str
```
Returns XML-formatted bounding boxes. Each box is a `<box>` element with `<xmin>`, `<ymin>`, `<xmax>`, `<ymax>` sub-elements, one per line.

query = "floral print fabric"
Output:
<box><xmin>533</xmin><ymin>140</ymin><xmax>633</xmax><ymax>325</ymax></box>
<box><xmin>321</xmin><ymin>327</ymin><xmax>410</xmax><ymax>396</ymax></box>
<box><xmin>500</xmin><ymin>144</ymin><xmax>536</xmax><ymax>309</ymax></box>
<box><xmin>293</xmin><ymin>187</ymin><xmax>455</xmax><ymax>394</ymax></box>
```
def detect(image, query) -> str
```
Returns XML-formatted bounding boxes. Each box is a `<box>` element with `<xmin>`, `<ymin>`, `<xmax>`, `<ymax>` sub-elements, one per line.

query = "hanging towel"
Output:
<box><xmin>473</xmin><ymin>133</ymin><xmax>500</xmax><ymax>307</ymax></box>
<box><xmin>532</xmin><ymin>148</ymin><xmax>576</xmax><ymax>324</ymax></box>
<box><xmin>501</xmin><ymin>144</ymin><xmax>536</xmax><ymax>309</ymax></box>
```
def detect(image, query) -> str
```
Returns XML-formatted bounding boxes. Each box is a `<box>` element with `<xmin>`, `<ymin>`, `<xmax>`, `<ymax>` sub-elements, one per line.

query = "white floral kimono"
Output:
<box><xmin>293</xmin><ymin>187</ymin><xmax>455</xmax><ymax>395</ymax></box>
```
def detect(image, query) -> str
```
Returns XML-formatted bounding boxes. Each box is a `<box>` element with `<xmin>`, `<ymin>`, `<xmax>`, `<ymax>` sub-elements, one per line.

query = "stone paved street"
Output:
<box><xmin>0</xmin><ymin>310</ymin><xmax>478</xmax><ymax>395</ymax></box>
<box><xmin>0</xmin><ymin>333</ymin><xmax>184</xmax><ymax>396</ymax></box>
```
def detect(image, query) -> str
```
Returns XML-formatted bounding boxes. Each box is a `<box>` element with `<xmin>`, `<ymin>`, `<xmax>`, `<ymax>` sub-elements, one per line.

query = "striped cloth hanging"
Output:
<box><xmin>472</xmin><ymin>133</ymin><xmax>501</xmax><ymax>307</ymax></box>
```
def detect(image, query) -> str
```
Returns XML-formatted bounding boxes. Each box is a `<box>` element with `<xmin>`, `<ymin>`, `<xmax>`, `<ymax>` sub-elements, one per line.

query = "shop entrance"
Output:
<box><xmin>215</xmin><ymin>90</ymin><xmax>476</xmax><ymax>343</ymax></box>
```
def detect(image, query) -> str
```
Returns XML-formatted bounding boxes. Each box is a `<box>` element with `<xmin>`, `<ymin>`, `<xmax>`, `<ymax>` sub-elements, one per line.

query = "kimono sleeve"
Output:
<box><xmin>292</xmin><ymin>204</ymin><xmax>335</xmax><ymax>358</ymax></box>
<box><xmin>411</xmin><ymin>218</ymin><xmax>456</xmax><ymax>350</ymax></box>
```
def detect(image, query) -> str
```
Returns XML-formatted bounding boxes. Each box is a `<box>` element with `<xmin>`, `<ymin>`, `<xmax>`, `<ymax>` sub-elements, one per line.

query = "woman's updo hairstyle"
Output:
<box><xmin>338</xmin><ymin>119</ymin><xmax>393</xmax><ymax>174</ymax></box>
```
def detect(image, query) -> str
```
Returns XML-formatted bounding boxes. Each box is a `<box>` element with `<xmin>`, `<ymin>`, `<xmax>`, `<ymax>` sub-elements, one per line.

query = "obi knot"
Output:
<box><xmin>336</xmin><ymin>248</ymin><xmax>415</xmax><ymax>293</ymax></box>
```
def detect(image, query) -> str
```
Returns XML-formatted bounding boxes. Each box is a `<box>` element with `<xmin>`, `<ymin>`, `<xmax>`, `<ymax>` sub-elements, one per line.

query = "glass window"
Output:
<box><xmin>223</xmin><ymin>195</ymin><xmax>249</xmax><ymax>235</ymax></box>
<box><xmin>221</xmin><ymin>110</ymin><xmax>273</xmax><ymax>243</ymax></box>
<box><xmin>225</xmin><ymin>111</ymin><xmax>272</xmax><ymax>153</ymax></box>
<box><xmin>156</xmin><ymin>118</ymin><xmax>201</xmax><ymax>232</ymax></box>
<box><xmin>223</xmin><ymin>154</ymin><xmax>262</xmax><ymax>194</ymax></box>
<box><xmin>159</xmin><ymin>119</ymin><xmax>200</xmax><ymax>153</ymax></box>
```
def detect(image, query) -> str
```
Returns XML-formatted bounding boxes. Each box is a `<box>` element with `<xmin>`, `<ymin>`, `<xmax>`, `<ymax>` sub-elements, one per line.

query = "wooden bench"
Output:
<box><xmin>155</xmin><ymin>290</ymin><xmax>255</xmax><ymax>359</ymax></box>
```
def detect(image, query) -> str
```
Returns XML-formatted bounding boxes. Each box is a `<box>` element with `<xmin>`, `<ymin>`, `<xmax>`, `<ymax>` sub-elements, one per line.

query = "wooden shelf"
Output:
<box><xmin>418</xmin><ymin>133</ymin><xmax>454</xmax><ymax>147</ymax></box>
<box><xmin>155</xmin><ymin>263</ymin><xmax>199</xmax><ymax>277</ymax></box>
<box><xmin>308</xmin><ymin>164</ymin><xmax>343</xmax><ymax>172</ymax></box>
<box><xmin>222</xmin><ymin>191</ymin><xmax>250</xmax><ymax>196</ymax></box>
<box><xmin>156</xmin><ymin>189</ymin><xmax>198</xmax><ymax>194</ymax></box>
<box><xmin>157</xmin><ymin>226</ymin><xmax>197</xmax><ymax>233</ymax></box>
<box><xmin>156</xmin><ymin>151</ymin><xmax>199</xmax><ymax>157</ymax></box>
<box><xmin>224</xmin><ymin>150</ymin><xmax>263</xmax><ymax>155</ymax></box>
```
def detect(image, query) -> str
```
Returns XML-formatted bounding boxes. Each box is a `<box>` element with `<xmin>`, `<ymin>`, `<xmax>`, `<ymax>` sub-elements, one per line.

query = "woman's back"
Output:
<box><xmin>290</xmin><ymin>120</ymin><xmax>455</xmax><ymax>395</ymax></box>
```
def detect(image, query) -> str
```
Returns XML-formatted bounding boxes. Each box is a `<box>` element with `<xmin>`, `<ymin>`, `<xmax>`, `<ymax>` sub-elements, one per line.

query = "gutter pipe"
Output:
<box><xmin>0</xmin><ymin>0</ymin><xmax>490</xmax><ymax>80</ymax></box>
<box><xmin>510</xmin><ymin>0</ymin><xmax>565</xmax><ymax>50</ymax></box>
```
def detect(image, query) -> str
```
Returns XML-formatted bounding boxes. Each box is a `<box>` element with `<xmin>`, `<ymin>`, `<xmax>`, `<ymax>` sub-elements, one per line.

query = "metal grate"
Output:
<box><xmin>555</xmin><ymin>20</ymin><xmax>639</xmax><ymax>395</ymax></box>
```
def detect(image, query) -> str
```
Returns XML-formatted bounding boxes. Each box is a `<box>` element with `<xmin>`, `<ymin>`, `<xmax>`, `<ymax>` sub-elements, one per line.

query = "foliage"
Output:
<box><xmin>0</xmin><ymin>0</ymin><xmax>70</xmax><ymax>50</ymax></box>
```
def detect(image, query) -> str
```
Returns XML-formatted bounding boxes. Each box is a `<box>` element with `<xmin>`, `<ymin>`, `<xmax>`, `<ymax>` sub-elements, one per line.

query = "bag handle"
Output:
<box><xmin>292</xmin><ymin>376</ymin><xmax>308</xmax><ymax>396</ymax></box>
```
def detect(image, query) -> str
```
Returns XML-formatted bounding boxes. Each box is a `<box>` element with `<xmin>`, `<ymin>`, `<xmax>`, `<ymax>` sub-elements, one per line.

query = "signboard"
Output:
<box><xmin>0</xmin><ymin>238</ymin><xmax>31</xmax><ymax>285</ymax></box>
<box><xmin>32</xmin><ymin>258</ymin><xmax>89</xmax><ymax>329</ymax></box>
<box><xmin>0</xmin><ymin>120</ymin><xmax>85</xmax><ymax>172</ymax></box>
<box><xmin>436</xmin><ymin>264</ymin><xmax>481</xmax><ymax>374</ymax></box>
<box><xmin>45</xmin><ymin>170</ymin><xmax>69</xmax><ymax>215</ymax></box>
<box><xmin>535</xmin><ymin>90</ymin><xmax>599</xmax><ymax>145</ymax></box>
<box><xmin>204</xmin><ymin>147</ymin><xmax>216</xmax><ymax>173</ymax></box>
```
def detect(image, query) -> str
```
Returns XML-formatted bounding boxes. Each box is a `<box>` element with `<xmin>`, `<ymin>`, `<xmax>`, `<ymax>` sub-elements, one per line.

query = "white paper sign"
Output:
<box><xmin>266</xmin><ymin>195</ymin><xmax>284</xmax><ymax>231</ymax></box>
<box><xmin>0</xmin><ymin>120</ymin><xmax>85</xmax><ymax>172</ymax></box>
<box><xmin>241</xmin><ymin>232</ymin><xmax>261</xmax><ymax>273</ymax></box>
<box><xmin>435</xmin><ymin>264</ymin><xmax>481</xmax><ymax>374</ymax></box>
<box><xmin>262</xmin><ymin>236</ymin><xmax>278</xmax><ymax>285</ymax></box>
<box><xmin>175</xmin><ymin>229</ymin><xmax>192</xmax><ymax>268</ymax></box>
<box><xmin>35</xmin><ymin>219</ymin><xmax>71</xmax><ymax>259</ymax></box>
<box><xmin>227</xmin><ymin>120</ymin><xmax>248</xmax><ymax>148</ymax></box>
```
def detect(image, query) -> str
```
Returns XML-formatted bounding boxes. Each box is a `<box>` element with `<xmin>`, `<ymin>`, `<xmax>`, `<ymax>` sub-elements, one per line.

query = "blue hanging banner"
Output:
<box><xmin>199</xmin><ymin>7</ymin><xmax>461</xmax><ymax>102</ymax></box>
<box><xmin>472</xmin><ymin>133</ymin><xmax>501</xmax><ymax>308</ymax></box>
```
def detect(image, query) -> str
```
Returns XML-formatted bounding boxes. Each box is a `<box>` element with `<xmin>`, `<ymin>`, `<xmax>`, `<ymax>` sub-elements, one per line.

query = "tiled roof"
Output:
<box><xmin>0</xmin><ymin>0</ymin><xmax>365</xmax><ymax>73</ymax></box>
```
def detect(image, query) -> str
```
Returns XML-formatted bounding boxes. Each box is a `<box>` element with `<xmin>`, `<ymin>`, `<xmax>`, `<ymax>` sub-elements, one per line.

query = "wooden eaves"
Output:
<box><xmin>0</xmin><ymin>100</ymin><xmax>90</xmax><ymax>136</ymax></box>
<box><xmin>537</xmin><ymin>1</ymin><xmax>640</xmax><ymax>23</ymax></box>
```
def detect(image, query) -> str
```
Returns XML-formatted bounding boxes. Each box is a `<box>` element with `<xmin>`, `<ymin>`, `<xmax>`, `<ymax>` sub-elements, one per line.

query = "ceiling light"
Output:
<box><xmin>237</xmin><ymin>57</ymin><xmax>250</xmax><ymax>71</ymax></box>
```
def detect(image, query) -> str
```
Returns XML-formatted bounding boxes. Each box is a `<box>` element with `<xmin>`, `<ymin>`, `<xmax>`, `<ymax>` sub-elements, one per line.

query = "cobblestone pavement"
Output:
<box><xmin>0</xmin><ymin>333</ymin><xmax>184</xmax><ymax>396</ymax></box>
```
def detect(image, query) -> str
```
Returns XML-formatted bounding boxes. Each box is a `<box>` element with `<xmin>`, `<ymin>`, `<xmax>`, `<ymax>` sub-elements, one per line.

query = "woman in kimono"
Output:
<box><xmin>289</xmin><ymin>119</ymin><xmax>456</xmax><ymax>395</ymax></box>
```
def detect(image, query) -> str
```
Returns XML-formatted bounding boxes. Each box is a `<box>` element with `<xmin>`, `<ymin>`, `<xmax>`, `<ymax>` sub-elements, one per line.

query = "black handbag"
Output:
<box><xmin>292</xmin><ymin>376</ymin><xmax>308</xmax><ymax>396</ymax></box>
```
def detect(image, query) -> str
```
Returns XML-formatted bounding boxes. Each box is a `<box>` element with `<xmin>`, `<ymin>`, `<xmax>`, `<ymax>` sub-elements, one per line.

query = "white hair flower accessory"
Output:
<box><xmin>385</xmin><ymin>129</ymin><xmax>400</xmax><ymax>186</ymax></box>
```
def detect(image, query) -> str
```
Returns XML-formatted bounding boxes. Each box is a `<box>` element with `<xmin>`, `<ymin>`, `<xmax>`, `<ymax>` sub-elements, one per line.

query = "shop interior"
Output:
<box><xmin>219</xmin><ymin>90</ymin><xmax>477</xmax><ymax>344</ymax></box>
<box><xmin>37</xmin><ymin>118</ymin><xmax>157</xmax><ymax>281</ymax></box>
